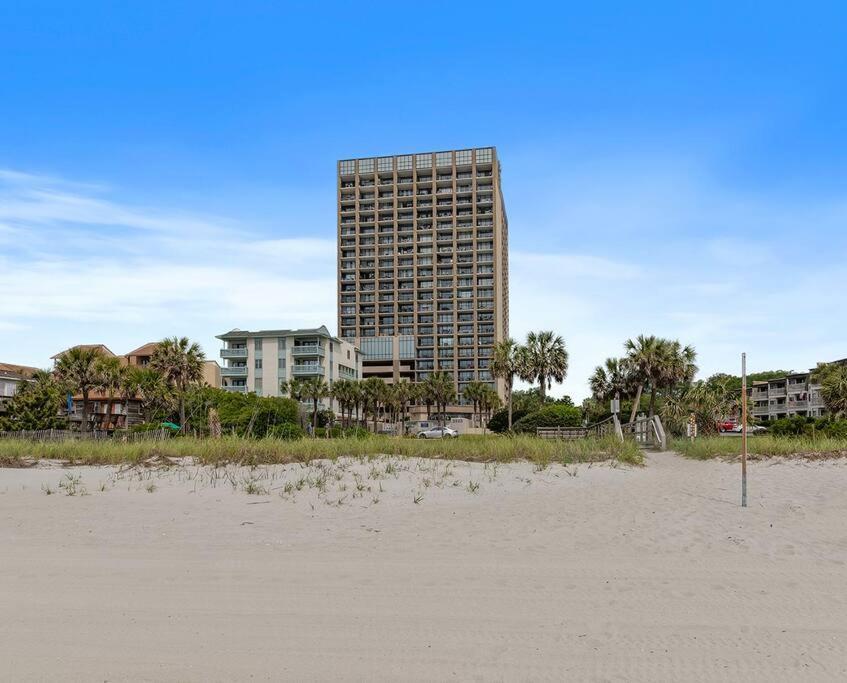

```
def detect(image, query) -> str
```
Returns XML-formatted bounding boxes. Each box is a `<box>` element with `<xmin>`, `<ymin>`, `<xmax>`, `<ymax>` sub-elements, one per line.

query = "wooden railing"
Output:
<box><xmin>0</xmin><ymin>429</ymin><xmax>171</xmax><ymax>443</ymax></box>
<box><xmin>620</xmin><ymin>415</ymin><xmax>667</xmax><ymax>451</ymax></box>
<box><xmin>537</xmin><ymin>415</ymin><xmax>621</xmax><ymax>441</ymax></box>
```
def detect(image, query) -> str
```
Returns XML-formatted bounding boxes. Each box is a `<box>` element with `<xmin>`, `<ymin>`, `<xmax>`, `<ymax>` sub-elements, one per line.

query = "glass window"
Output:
<box><xmin>436</xmin><ymin>151</ymin><xmax>452</xmax><ymax>167</ymax></box>
<box><xmin>416</xmin><ymin>153</ymin><xmax>432</xmax><ymax>169</ymax></box>
<box><xmin>475</xmin><ymin>148</ymin><xmax>493</xmax><ymax>163</ymax></box>
<box><xmin>339</xmin><ymin>160</ymin><xmax>356</xmax><ymax>175</ymax></box>
<box><xmin>455</xmin><ymin>149</ymin><xmax>472</xmax><ymax>165</ymax></box>
<box><xmin>397</xmin><ymin>155</ymin><xmax>413</xmax><ymax>171</ymax></box>
<box><xmin>358</xmin><ymin>158</ymin><xmax>374</xmax><ymax>174</ymax></box>
<box><xmin>377</xmin><ymin>157</ymin><xmax>393</xmax><ymax>172</ymax></box>
<box><xmin>255</xmin><ymin>359</ymin><xmax>263</xmax><ymax>369</ymax></box>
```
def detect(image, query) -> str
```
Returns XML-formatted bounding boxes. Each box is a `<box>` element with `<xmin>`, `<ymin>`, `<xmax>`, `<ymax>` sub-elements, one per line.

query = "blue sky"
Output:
<box><xmin>1</xmin><ymin>1</ymin><xmax>846</xmax><ymax>400</ymax></box>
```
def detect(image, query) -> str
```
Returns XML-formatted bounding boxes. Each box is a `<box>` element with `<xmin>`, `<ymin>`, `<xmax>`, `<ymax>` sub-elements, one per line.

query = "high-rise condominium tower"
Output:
<box><xmin>337</xmin><ymin>147</ymin><xmax>509</xmax><ymax>417</ymax></box>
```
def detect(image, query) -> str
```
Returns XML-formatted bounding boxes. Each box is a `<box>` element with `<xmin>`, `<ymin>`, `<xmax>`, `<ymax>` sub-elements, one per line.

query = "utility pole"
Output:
<box><xmin>741</xmin><ymin>352</ymin><xmax>748</xmax><ymax>508</ymax></box>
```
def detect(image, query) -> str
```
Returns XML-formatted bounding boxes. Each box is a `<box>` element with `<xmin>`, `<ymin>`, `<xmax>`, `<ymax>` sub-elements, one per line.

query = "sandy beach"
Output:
<box><xmin>2</xmin><ymin>451</ymin><xmax>846</xmax><ymax>682</ymax></box>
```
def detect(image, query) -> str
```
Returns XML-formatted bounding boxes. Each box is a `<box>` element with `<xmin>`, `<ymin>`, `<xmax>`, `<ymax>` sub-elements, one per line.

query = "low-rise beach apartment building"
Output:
<box><xmin>216</xmin><ymin>326</ymin><xmax>360</xmax><ymax>414</ymax></box>
<box><xmin>747</xmin><ymin>358</ymin><xmax>846</xmax><ymax>421</ymax></box>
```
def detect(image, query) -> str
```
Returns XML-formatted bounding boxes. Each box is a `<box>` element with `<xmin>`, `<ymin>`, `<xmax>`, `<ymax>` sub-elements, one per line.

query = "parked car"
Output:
<box><xmin>417</xmin><ymin>426</ymin><xmax>458</xmax><ymax>439</ymax></box>
<box><xmin>731</xmin><ymin>423</ymin><xmax>766</xmax><ymax>433</ymax></box>
<box><xmin>717</xmin><ymin>420</ymin><xmax>736</xmax><ymax>433</ymax></box>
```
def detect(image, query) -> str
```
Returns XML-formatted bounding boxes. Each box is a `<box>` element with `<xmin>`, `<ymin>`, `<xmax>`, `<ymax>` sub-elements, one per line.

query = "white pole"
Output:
<box><xmin>741</xmin><ymin>353</ymin><xmax>748</xmax><ymax>508</ymax></box>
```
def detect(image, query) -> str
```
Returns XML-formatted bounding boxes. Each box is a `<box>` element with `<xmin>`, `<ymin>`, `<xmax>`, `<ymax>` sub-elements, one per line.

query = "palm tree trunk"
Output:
<box><xmin>628</xmin><ymin>384</ymin><xmax>643</xmax><ymax>424</ymax></box>
<box><xmin>179</xmin><ymin>394</ymin><xmax>186</xmax><ymax>434</ymax></box>
<box><xmin>539</xmin><ymin>377</ymin><xmax>546</xmax><ymax>401</ymax></box>
<box><xmin>81</xmin><ymin>388</ymin><xmax>90</xmax><ymax>433</ymax></box>
<box><xmin>649</xmin><ymin>386</ymin><xmax>657</xmax><ymax>418</ymax></box>
<box><xmin>105</xmin><ymin>390</ymin><xmax>114</xmax><ymax>432</ymax></box>
<box><xmin>312</xmin><ymin>400</ymin><xmax>318</xmax><ymax>437</ymax></box>
<box><xmin>507</xmin><ymin>377</ymin><xmax>513</xmax><ymax>430</ymax></box>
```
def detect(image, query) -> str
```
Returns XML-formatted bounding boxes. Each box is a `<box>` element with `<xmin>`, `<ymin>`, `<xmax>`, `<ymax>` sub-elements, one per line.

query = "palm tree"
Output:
<box><xmin>624</xmin><ymin>335</ymin><xmax>662</xmax><ymax>422</ymax></box>
<box><xmin>301</xmin><ymin>377</ymin><xmax>329</xmax><ymax>436</ymax></box>
<box><xmin>330</xmin><ymin>379</ymin><xmax>354</xmax><ymax>428</ymax></box>
<box><xmin>462</xmin><ymin>380</ymin><xmax>486</xmax><ymax>429</ymax></box>
<box><xmin>126</xmin><ymin>366</ymin><xmax>169</xmax><ymax>423</ymax></box>
<box><xmin>281</xmin><ymin>378</ymin><xmax>306</xmax><ymax>424</ymax></box>
<box><xmin>392</xmin><ymin>380</ymin><xmax>417</xmax><ymax>435</ymax></box>
<box><xmin>150</xmin><ymin>337</ymin><xmax>205</xmax><ymax>433</ymax></box>
<box><xmin>361</xmin><ymin>376</ymin><xmax>388</xmax><ymax>432</ymax></box>
<box><xmin>589</xmin><ymin>357</ymin><xmax>631</xmax><ymax>402</ymax></box>
<box><xmin>423</xmin><ymin>371</ymin><xmax>456</xmax><ymax>427</ymax></box>
<box><xmin>54</xmin><ymin>346</ymin><xmax>104</xmax><ymax>432</ymax></box>
<box><xmin>812</xmin><ymin>362</ymin><xmax>847</xmax><ymax>418</ymax></box>
<box><xmin>518</xmin><ymin>331</ymin><xmax>569</xmax><ymax>400</ymax></box>
<box><xmin>350</xmin><ymin>381</ymin><xmax>364</xmax><ymax>427</ymax></box>
<box><xmin>95</xmin><ymin>355</ymin><xmax>124</xmax><ymax>431</ymax></box>
<box><xmin>479</xmin><ymin>386</ymin><xmax>502</xmax><ymax>433</ymax></box>
<box><xmin>491</xmin><ymin>338</ymin><xmax>521</xmax><ymax>430</ymax></box>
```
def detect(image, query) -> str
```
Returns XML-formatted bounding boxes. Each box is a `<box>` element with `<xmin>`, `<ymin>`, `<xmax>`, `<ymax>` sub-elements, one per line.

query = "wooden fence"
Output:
<box><xmin>0</xmin><ymin>429</ymin><xmax>171</xmax><ymax>443</ymax></box>
<box><xmin>537</xmin><ymin>415</ymin><xmax>621</xmax><ymax>441</ymax></box>
<box><xmin>538</xmin><ymin>414</ymin><xmax>667</xmax><ymax>451</ymax></box>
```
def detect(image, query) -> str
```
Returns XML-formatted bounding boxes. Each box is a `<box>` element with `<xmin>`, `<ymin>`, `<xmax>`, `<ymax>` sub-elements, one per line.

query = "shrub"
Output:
<box><xmin>269</xmin><ymin>422</ymin><xmax>305</xmax><ymax>440</ymax></box>
<box><xmin>184</xmin><ymin>387</ymin><xmax>299</xmax><ymax>438</ymax></box>
<box><xmin>768</xmin><ymin>416</ymin><xmax>847</xmax><ymax>438</ymax></box>
<box><xmin>487</xmin><ymin>408</ymin><xmax>530</xmax><ymax>433</ymax></box>
<box><xmin>512</xmin><ymin>404</ymin><xmax>583</xmax><ymax>433</ymax></box>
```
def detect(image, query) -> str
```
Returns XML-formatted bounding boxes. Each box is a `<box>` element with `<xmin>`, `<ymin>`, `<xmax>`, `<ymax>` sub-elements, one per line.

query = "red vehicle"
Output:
<box><xmin>717</xmin><ymin>420</ymin><xmax>736</xmax><ymax>433</ymax></box>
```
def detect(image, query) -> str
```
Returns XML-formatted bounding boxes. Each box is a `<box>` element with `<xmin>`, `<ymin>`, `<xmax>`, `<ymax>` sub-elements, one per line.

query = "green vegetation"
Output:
<box><xmin>0</xmin><ymin>370</ymin><xmax>66</xmax><ymax>431</ymax></box>
<box><xmin>766</xmin><ymin>416</ymin><xmax>847</xmax><ymax>438</ymax></box>
<box><xmin>812</xmin><ymin>362</ymin><xmax>847</xmax><ymax>418</ymax></box>
<box><xmin>491</xmin><ymin>338</ymin><xmax>521</xmax><ymax>430</ymax></box>
<box><xmin>183</xmin><ymin>387</ymin><xmax>299</xmax><ymax>437</ymax></box>
<box><xmin>0</xmin><ymin>433</ymin><xmax>643</xmax><ymax>468</ymax></box>
<box><xmin>150</xmin><ymin>336</ymin><xmax>206</xmax><ymax>432</ymax></box>
<box><xmin>512</xmin><ymin>404</ymin><xmax>582</xmax><ymax>433</ymax></box>
<box><xmin>53</xmin><ymin>345</ymin><xmax>103</xmax><ymax>432</ymax></box>
<box><xmin>517</xmin><ymin>330</ymin><xmax>569</xmax><ymax>400</ymax></box>
<box><xmin>674</xmin><ymin>435</ymin><xmax>847</xmax><ymax>460</ymax></box>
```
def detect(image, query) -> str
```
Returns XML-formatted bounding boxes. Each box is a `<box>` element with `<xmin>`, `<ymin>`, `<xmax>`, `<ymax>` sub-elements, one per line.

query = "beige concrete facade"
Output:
<box><xmin>216</xmin><ymin>326</ymin><xmax>361</xmax><ymax>414</ymax></box>
<box><xmin>337</xmin><ymin>147</ymin><xmax>509</xmax><ymax>416</ymax></box>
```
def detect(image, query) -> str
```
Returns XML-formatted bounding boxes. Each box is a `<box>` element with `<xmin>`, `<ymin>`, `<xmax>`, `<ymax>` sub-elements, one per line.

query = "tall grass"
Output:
<box><xmin>673</xmin><ymin>435</ymin><xmax>847</xmax><ymax>460</ymax></box>
<box><xmin>0</xmin><ymin>434</ymin><xmax>642</xmax><ymax>468</ymax></box>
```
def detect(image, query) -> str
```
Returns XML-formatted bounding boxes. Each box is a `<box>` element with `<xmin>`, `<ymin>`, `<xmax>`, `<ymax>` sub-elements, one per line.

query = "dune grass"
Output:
<box><xmin>0</xmin><ymin>433</ymin><xmax>642</xmax><ymax>468</ymax></box>
<box><xmin>673</xmin><ymin>435</ymin><xmax>847</xmax><ymax>460</ymax></box>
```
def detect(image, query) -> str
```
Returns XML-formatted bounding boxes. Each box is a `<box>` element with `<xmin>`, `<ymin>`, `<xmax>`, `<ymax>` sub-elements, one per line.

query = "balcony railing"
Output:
<box><xmin>223</xmin><ymin>385</ymin><xmax>248</xmax><ymax>393</ymax></box>
<box><xmin>220</xmin><ymin>348</ymin><xmax>248</xmax><ymax>359</ymax></box>
<box><xmin>292</xmin><ymin>345</ymin><xmax>325</xmax><ymax>357</ymax></box>
<box><xmin>221</xmin><ymin>366</ymin><xmax>248</xmax><ymax>377</ymax></box>
<box><xmin>292</xmin><ymin>364</ymin><xmax>325</xmax><ymax>377</ymax></box>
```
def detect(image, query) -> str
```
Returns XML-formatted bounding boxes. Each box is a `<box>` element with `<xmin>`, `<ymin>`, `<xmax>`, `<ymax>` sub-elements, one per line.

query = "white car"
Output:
<box><xmin>417</xmin><ymin>426</ymin><xmax>458</xmax><ymax>439</ymax></box>
<box><xmin>731</xmin><ymin>423</ymin><xmax>766</xmax><ymax>433</ymax></box>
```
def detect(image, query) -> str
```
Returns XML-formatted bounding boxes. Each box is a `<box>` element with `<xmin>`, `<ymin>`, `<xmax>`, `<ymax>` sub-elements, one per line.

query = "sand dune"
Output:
<box><xmin>2</xmin><ymin>451</ymin><xmax>846</xmax><ymax>681</ymax></box>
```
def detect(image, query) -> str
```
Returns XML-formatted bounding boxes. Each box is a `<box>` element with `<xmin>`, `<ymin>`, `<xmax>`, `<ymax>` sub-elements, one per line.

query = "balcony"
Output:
<box><xmin>221</xmin><ymin>366</ymin><xmax>248</xmax><ymax>377</ymax></box>
<box><xmin>220</xmin><ymin>347</ymin><xmax>248</xmax><ymax>359</ymax></box>
<box><xmin>291</xmin><ymin>344</ymin><xmax>326</xmax><ymax>358</ymax></box>
<box><xmin>223</xmin><ymin>385</ymin><xmax>248</xmax><ymax>393</ymax></box>
<box><xmin>292</xmin><ymin>364</ymin><xmax>325</xmax><ymax>377</ymax></box>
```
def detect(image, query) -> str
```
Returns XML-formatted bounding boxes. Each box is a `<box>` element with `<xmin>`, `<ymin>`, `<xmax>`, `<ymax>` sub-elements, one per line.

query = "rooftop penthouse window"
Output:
<box><xmin>476</xmin><ymin>148</ymin><xmax>493</xmax><ymax>163</ymax></box>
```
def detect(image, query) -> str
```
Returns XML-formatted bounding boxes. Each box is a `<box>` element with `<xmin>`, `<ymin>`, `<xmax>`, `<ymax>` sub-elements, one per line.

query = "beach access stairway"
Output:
<box><xmin>537</xmin><ymin>414</ymin><xmax>667</xmax><ymax>450</ymax></box>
